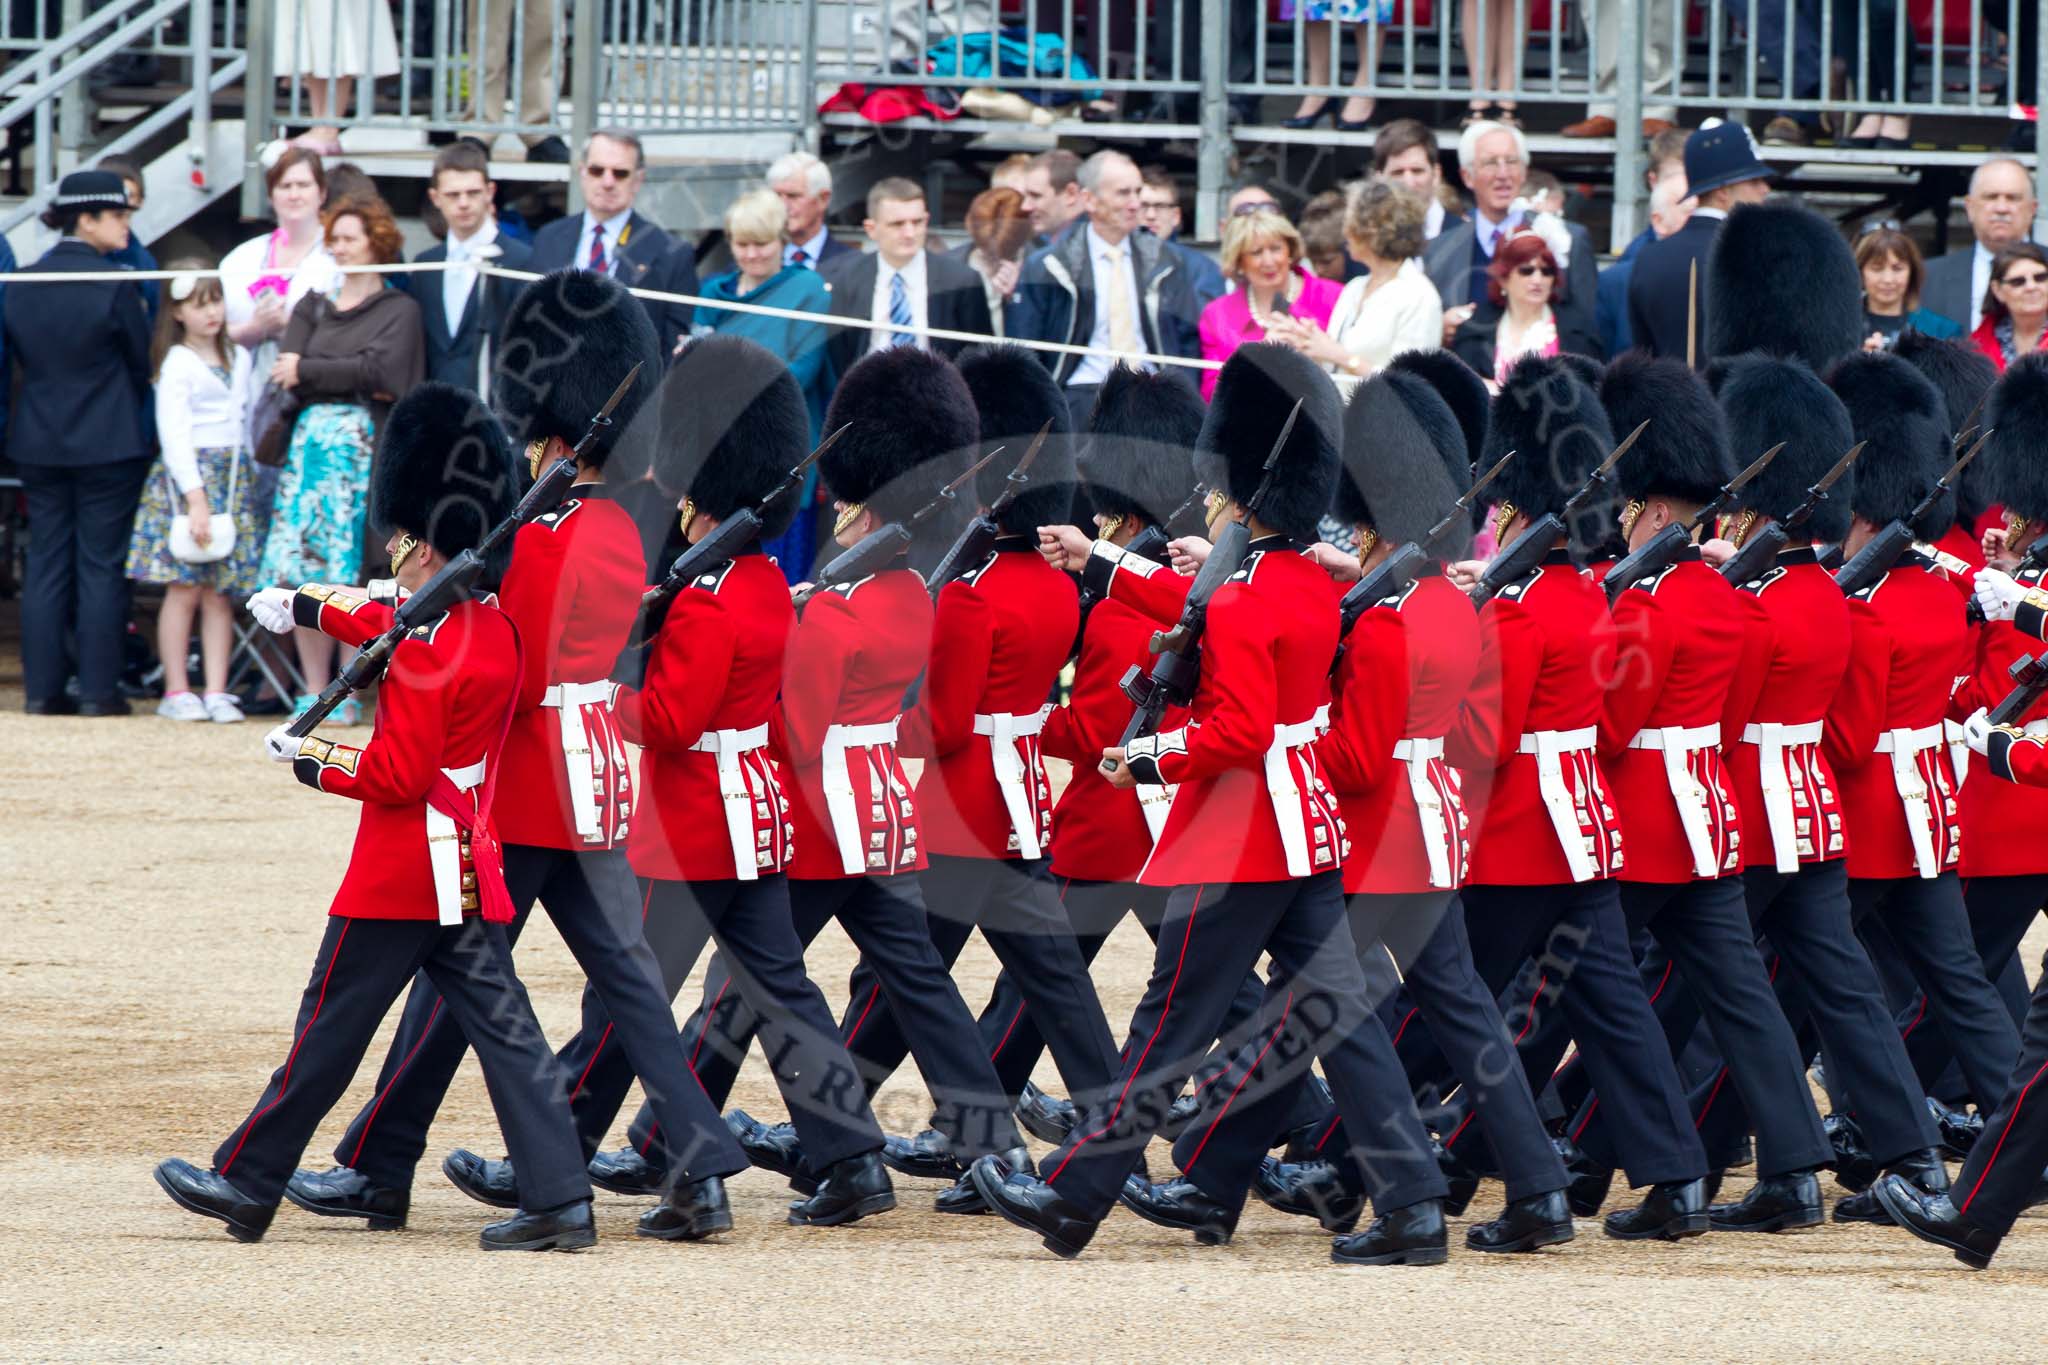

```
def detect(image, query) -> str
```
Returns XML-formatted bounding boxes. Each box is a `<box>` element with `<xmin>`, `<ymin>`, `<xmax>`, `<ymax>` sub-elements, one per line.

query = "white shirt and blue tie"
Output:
<box><xmin>866</xmin><ymin>251</ymin><xmax>929</xmax><ymax>355</ymax></box>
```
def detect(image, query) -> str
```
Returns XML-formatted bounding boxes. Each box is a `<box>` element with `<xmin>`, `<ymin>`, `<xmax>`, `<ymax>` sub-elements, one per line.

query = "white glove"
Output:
<box><xmin>1974</xmin><ymin>568</ymin><xmax>2025</xmax><ymax>623</ymax></box>
<box><xmin>263</xmin><ymin>723</ymin><xmax>301</xmax><ymax>763</ymax></box>
<box><xmin>247</xmin><ymin>587</ymin><xmax>296</xmax><ymax>634</ymax></box>
<box><xmin>1964</xmin><ymin>708</ymin><xmax>1994</xmax><ymax>757</ymax></box>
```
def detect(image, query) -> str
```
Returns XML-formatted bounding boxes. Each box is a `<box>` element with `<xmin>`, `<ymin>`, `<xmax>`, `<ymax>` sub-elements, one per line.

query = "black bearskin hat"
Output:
<box><xmin>372</xmin><ymin>382</ymin><xmax>518</xmax><ymax>575</ymax></box>
<box><xmin>656</xmin><ymin>334</ymin><xmax>810</xmax><ymax>541</ymax></box>
<box><xmin>1080</xmin><ymin>365</ymin><xmax>1204</xmax><ymax>531</ymax></box>
<box><xmin>1715</xmin><ymin>354</ymin><xmax>1859</xmax><ymax>543</ymax></box>
<box><xmin>490</xmin><ymin>269</ymin><xmax>661</xmax><ymax>479</ymax></box>
<box><xmin>1387</xmin><ymin>349</ymin><xmax>1489</xmax><ymax>474</ymax></box>
<box><xmin>955</xmin><ymin>343</ymin><xmax>1076</xmax><ymax>534</ymax></box>
<box><xmin>1828</xmin><ymin>350</ymin><xmax>1954</xmax><ymax>539</ymax></box>
<box><xmin>1193</xmin><ymin>342</ymin><xmax>1342</xmax><ymax>542</ymax></box>
<box><xmin>1485</xmin><ymin>353</ymin><xmax>1617</xmax><ymax>554</ymax></box>
<box><xmin>1893</xmin><ymin>329</ymin><xmax>1999</xmax><ymax>525</ymax></box>
<box><xmin>1599</xmin><ymin>352</ymin><xmax>1733</xmax><ymax>504</ymax></box>
<box><xmin>1706</xmin><ymin>200</ymin><xmax>1864</xmax><ymax>371</ymax></box>
<box><xmin>1335</xmin><ymin>369</ymin><xmax>1471</xmax><ymax>557</ymax></box>
<box><xmin>819</xmin><ymin>346</ymin><xmax>976</xmax><ymax>523</ymax></box>
<box><xmin>1985</xmin><ymin>352</ymin><xmax>2048</xmax><ymax>523</ymax></box>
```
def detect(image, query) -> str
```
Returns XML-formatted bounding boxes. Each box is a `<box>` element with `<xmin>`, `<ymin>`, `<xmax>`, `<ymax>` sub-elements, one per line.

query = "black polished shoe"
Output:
<box><xmin>1928</xmin><ymin>1096</ymin><xmax>1984</xmax><ymax>1159</ymax></box>
<box><xmin>1118</xmin><ymin>1175</ymin><xmax>1241</xmax><ymax>1245</ymax></box>
<box><xmin>935</xmin><ymin>1146</ymin><xmax>1032</xmax><ymax>1215</ymax></box>
<box><xmin>154</xmin><ymin>1158</ymin><xmax>275</xmax><ymax>1243</ymax></box>
<box><xmin>787</xmin><ymin>1151</ymin><xmax>896</xmax><ymax>1226</ymax></box>
<box><xmin>1872</xmin><ymin>1174</ymin><xmax>2001</xmax><ymax>1270</ymax></box>
<box><xmin>23</xmin><ymin>695</ymin><xmax>77</xmax><ymax>716</ymax></box>
<box><xmin>1834</xmin><ymin>1149</ymin><xmax>1949</xmax><ymax>1224</ymax></box>
<box><xmin>1437</xmin><ymin>1140</ymin><xmax>1481</xmax><ymax>1218</ymax></box>
<box><xmin>1330</xmin><ymin>1199</ymin><xmax>1448</xmax><ymax>1266</ymax></box>
<box><xmin>880</xmin><ymin>1127</ymin><xmax>966</xmax><ymax>1182</ymax></box>
<box><xmin>1825</xmin><ymin>1112</ymin><xmax>1879</xmax><ymax>1192</ymax></box>
<box><xmin>968</xmin><ymin>1155</ymin><xmax>1100</xmax><ymax>1259</ymax></box>
<box><xmin>725</xmin><ymin>1109</ymin><xmax>815</xmax><ymax>1195</ymax></box>
<box><xmin>480</xmin><ymin>1199</ymin><xmax>596</xmax><ymax>1251</ymax></box>
<box><xmin>78</xmin><ymin>696</ymin><xmax>131</xmax><ymax>717</ymax></box>
<box><xmin>1282</xmin><ymin>99</ymin><xmax>1336</xmax><ymax>129</ymax></box>
<box><xmin>1466</xmin><ymin>1189</ymin><xmax>1575</xmax><ymax>1253</ymax></box>
<box><xmin>637</xmin><ymin>1176</ymin><xmax>732</xmax><ymax>1241</ymax></box>
<box><xmin>1708</xmin><ymin>1170</ymin><xmax>1823</xmax><ymax>1233</ymax></box>
<box><xmin>1015</xmin><ymin>1081</ymin><xmax>1077</xmax><ymax>1144</ymax></box>
<box><xmin>1555</xmin><ymin>1135</ymin><xmax>1614</xmax><ymax>1217</ymax></box>
<box><xmin>283</xmin><ymin>1165</ymin><xmax>409</xmax><ymax>1229</ymax></box>
<box><xmin>1250</xmin><ymin>1155</ymin><xmax>1365</xmax><ymax>1233</ymax></box>
<box><xmin>442</xmin><ymin>1149</ymin><xmax>519</xmax><ymax>1209</ymax></box>
<box><xmin>1160</xmin><ymin>1090</ymin><xmax>1203</xmax><ymax>1141</ymax></box>
<box><xmin>588</xmin><ymin>1144</ymin><xmax>669</xmax><ymax>1197</ymax></box>
<box><xmin>1602</xmin><ymin>1178</ymin><xmax>1710</xmax><ymax>1241</ymax></box>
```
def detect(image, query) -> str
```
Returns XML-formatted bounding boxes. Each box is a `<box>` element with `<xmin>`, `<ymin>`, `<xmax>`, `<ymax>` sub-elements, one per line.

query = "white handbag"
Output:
<box><xmin>166</xmin><ymin>445</ymin><xmax>240</xmax><ymax>565</ymax></box>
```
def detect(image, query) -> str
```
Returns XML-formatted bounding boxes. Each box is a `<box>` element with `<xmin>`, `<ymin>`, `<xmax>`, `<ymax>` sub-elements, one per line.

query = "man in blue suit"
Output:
<box><xmin>1627</xmin><ymin>121</ymin><xmax>1773</xmax><ymax>366</ymax></box>
<box><xmin>404</xmin><ymin>140</ymin><xmax>534</xmax><ymax>396</ymax></box>
<box><xmin>528</xmin><ymin>130</ymin><xmax>696</xmax><ymax>356</ymax></box>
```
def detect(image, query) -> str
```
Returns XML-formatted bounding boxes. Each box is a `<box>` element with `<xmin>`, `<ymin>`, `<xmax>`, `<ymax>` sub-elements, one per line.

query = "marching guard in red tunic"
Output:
<box><xmin>292</xmin><ymin>272</ymin><xmax>749</xmax><ymax>1227</ymax></box>
<box><xmin>1137</xmin><ymin>361</ymin><xmax>1575</xmax><ymax>1255</ymax></box>
<box><xmin>970</xmin><ymin>344</ymin><xmax>1450</xmax><ymax>1266</ymax></box>
<box><xmin>658</xmin><ymin>346</ymin><xmax>1034</xmax><ymax>1213</ymax></box>
<box><xmin>155</xmin><ymin>386</ymin><xmax>597</xmax><ymax>1251</ymax></box>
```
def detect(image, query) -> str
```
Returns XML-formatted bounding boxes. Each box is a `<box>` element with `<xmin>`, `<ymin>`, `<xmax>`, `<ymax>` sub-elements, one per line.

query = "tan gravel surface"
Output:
<box><xmin>3</xmin><ymin>644</ymin><xmax>2046</xmax><ymax>1360</ymax></box>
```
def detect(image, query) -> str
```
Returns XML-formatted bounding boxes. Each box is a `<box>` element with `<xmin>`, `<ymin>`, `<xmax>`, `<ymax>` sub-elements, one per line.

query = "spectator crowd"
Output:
<box><xmin>1</xmin><ymin>116</ymin><xmax>2038</xmax><ymax>723</ymax></box>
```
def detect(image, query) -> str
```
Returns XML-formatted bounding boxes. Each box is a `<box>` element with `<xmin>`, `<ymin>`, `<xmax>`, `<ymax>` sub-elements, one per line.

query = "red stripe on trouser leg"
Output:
<box><xmin>1444</xmin><ymin>1110</ymin><xmax>1477</xmax><ymax>1150</ymax></box>
<box><xmin>1184</xmin><ymin>993</ymin><xmax>1293</xmax><ymax>1169</ymax></box>
<box><xmin>843</xmin><ymin>983</ymin><xmax>884</xmax><ymax>1046</ymax></box>
<box><xmin>1313</xmin><ymin>1114</ymin><xmax>1342</xmax><ymax>1152</ymax></box>
<box><xmin>1693</xmin><ymin>1067</ymin><xmax>1731</xmax><ymax>1128</ymax></box>
<box><xmin>1571</xmin><ymin>1097</ymin><xmax>1600</xmax><ymax>1143</ymax></box>
<box><xmin>570</xmin><ymin>1023</ymin><xmax>615</xmax><ymax>1099</ymax></box>
<box><xmin>1960</xmin><ymin>1056</ymin><xmax>2048</xmax><ymax>1215</ymax></box>
<box><xmin>1646</xmin><ymin>959</ymin><xmax>1674</xmax><ymax>1005</ymax></box>
<box><xmin>1390</xmin><ymin>1007</ymin><xmax>1419</xmax><ymax>1048</ymax></box>
<box><xmin>1048</xmin><ymin>886</ymin><xmax>1206</xmax><ymax>1183</ymax></box>
<box><xmin>345</xmin><ymin>996</ymin><xmax>443</xmax><ymax>1165</ymax></box>
<box><xmin>1900</xmin><ymin>994</ymin><xmax>1929</xmax><ymax>1040</ymax></box>
<box><xmin>1512</xmin><ymin>976</ymin><xmax>1549</xmax><ymax>1045</ymax></box>
<box><xmin>691</xmin><ymin>977</ymin><xmax>733</xmax><ymax>1068</ymax></box>
<box><xmin>221</xmin><ymin>919</ymin><xmax>354</xmax><ymax>1176</ymax></box>
<box><xmin>989</xmin><ymin>1003</ymin><xmax>1028</xmax><ymax>1061</ymax></box>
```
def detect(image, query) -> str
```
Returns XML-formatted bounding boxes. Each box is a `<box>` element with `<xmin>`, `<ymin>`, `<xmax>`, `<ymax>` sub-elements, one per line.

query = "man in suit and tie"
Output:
<box><xmin>528</xmin><ymin>129</ymin><xmax>697</xmax><ymax>355</ymax></box>
<box><xmin>768</xmin><ymin>151</ymin><xmax>854</xmax><ymax>273</ymax></box>
<box><xmin>1627</xmin><ymin>120</ymin><xmax>1773</xmax><ymax>365</ymax></box>
<box><xmin>404</xmin><ymin>141</ymin><xmax>533</xmax><ymax>397</ymax></box>
<box><xmin>1921</xmin><ymin>158</ymin><xmax>2037</xmax><ymax>333</ymax></box>
<box><xmin>1422</xmin><ymin>121</ymin><xmax>1600</xmax><ymax>354</ymax></box>
<box><xmin>820</xmin><ymin>177</ymin><xmax>993</xmax><ymax>383</ymax></box>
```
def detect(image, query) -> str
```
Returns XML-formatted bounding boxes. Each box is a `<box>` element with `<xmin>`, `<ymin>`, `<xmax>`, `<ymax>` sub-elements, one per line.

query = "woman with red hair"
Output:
<box><xmin>1451</xmin><ymin>222</ymin><xmax>1602</xmax><ymax>386</ymax></box>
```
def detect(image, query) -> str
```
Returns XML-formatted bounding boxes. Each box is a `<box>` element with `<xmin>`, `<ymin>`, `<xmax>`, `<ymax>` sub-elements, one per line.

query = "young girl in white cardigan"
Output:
<box><xmin>126</xmin><ymin>260</ymin><xmax>265</xmax><ymax>721</ymax></box>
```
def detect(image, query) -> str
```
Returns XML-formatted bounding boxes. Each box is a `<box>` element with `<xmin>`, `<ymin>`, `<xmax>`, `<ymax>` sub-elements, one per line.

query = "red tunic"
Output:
<box><xmin>1111</xmin><ymin>537</ymin><xmax>1348</xmax><ymax>886</ymax></box>
<box><xmin>286</xmin><ymin>588</ymin><xmax>519</xmax><ymax>921</ymax></box>
<box><xmin>1598</xmin><ymin>554</ymin><xmax>1752</xmax><ymax>883</ymax></box>
<box><xmin>1952</xmin><ymin>567</ymin><xmax>2048</xmax><ymax>876</ymax></box>
<box><xmin>1824</xmin><ymin>554</ymin><xmax>1969</xmax><ymax>881</ymax></box>
<box><xmin>1725</xmin><ymin>547</ymin><xmax>1852</xmax><ymax>870</ymax></box>
<box><xmin>1318</xmin><ymin>569</ymin><xmax>1477</xmax><ymax>895</ymax></box>
<box><xmin>905</xmin><ymin>541</ymin><xmax>1079</xmax><ymax>860</ymax></box>
<box><xmin>617</xmin><ymin>551</ymin><xmax>796</xmax><ymax>882</ymax></box>
<box><xmin>774</xmin><ymin>566</ymin><xmax>931</xmax><ymax>881</ymax></box>
<box><xmin>1449</xmin><ymin>547</ymin><xmax>1625</xmax><ymax>887</ymax></box>
<box><xmin>1041</xmin><ymin>595</ymin><xmax>1185</xmax><ymax>883</ymax></box>
<box><xmin>494</xmin><ymin>493</ymin><xmax>646</xmax><ymax>850</ymax></box>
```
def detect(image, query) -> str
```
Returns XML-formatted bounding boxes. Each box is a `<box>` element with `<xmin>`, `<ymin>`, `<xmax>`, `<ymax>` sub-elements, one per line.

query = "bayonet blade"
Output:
<box><xmin>1599</xmin><ymin>419</ymin><xmax>1651</xmax><ymax>479</ymax></box>
<box><xmin>796</xmin><ymin>422</ymin><xmax>851</xmax><ymax>477</ymax></box>
<box><xmin>594</xmin><ymin>361</ymin><xmax>643</xmax><ymax>425</ymax></box>
<box><xmin>1813</xmin><ymin>440</ymin><xmax>1865</xmax><ymax>498</ymax></box>
<box><xmin>1727</xmin><ymin>442</ymin><xmax>1785</xmax><ymax>496</ymax></box>
<box><xmin>1948</xmin><ymin>428</ymin><xmax>1993</xmax><ymax>484</ymax></box>
<box><xmin>1462</xmin><ymin>448</ymin><xmax>1516</xmax><ymax>508</ymax></box>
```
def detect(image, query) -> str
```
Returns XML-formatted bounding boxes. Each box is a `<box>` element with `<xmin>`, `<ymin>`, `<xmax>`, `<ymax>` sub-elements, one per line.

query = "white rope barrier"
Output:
<box><xmin>0</xmin><ymin>257</ymin><xmax>1226</xmax><ymax>374</ymax></box>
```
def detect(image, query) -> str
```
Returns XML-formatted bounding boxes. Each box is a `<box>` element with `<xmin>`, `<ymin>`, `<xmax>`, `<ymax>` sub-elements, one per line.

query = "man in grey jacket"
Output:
<box><xmin>1921</xmin><ymin>158</ymin><xmax>2036</xmax><ymax>333</ymax></box>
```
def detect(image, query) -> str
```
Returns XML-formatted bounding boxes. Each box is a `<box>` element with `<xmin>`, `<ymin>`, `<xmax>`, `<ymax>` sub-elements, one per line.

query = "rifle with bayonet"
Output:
<box><xmin>1833</xmin><ymin>430</ymin><xmax>1989</xmax><ymax>597</ymax></box>
<box><xmin>923</xmin><ymin>422</ymin><xmax>1051</xmax><ymax>600</ymax></box>
<box><xmin>795</xmin><ymin>447</ymin><xmax>1004</xmax><ymax>606</ymax></box>
<box><xmin>1603</xmin><ymin>442</ymin><xmax>1785</xmax><ymax>604</ymax></box>
<box><xmin>1107</xmin><ymin>400</ymin><xmax>1301</xmax><ymax>767</ymax></box>
<box><xmin>1718</xmin><ymin>440</ymin><xmax>1864</xmax><ymax>587</ymax></box>
<box><xmin>287</xmin><ymin>363</ymin><xmax>644</xmax><ymax>738</ymax></box>
<box><xmin>1469</xmin><ymin>419</ymin><xmax>1647</xmax><ymax>607</ymax></box>
<box><xmin>1337</xmin><ymin>449</ymin><xmax>1516</xmax><ymax>641</ymax></box>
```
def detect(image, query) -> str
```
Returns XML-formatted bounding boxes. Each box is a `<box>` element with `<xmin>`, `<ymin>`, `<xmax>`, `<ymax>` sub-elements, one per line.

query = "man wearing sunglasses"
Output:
<box><xmin>1628</xmin><ymin>120</ymin><xmax>1773</xmax><ymax>367</ymax></box>
<box><xmin>530</xmin><ymin>129</ymin><xmax>698</xmax><ymax>357</ymax></box>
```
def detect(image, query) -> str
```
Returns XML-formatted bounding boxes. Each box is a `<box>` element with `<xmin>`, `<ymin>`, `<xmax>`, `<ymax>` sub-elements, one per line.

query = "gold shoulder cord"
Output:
<box><xmin>1724</xmin><ymin>508</ymin><xmax>1758</xmax><ymax>550</ymax></box>
<box><xmin>1490</xmin><ymin>501</ymin><xmax>1517</xmax><ymax>545</ymax></box>
<box><xmin>527</xmin><ymin>438</ymin><xmax>550</xmax><ymax>480</ymax></box>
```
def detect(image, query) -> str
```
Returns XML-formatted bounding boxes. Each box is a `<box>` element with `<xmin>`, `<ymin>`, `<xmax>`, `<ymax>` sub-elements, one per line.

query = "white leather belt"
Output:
<box><xmin>1627</xmin><ymin>723</ymin><xmax>1723</xmax><ymax>877</ymax></box>
<box><xmin>1874</xmin><ymin>724</ymin><xmax>1945</xmax><ymax>878</ymax></box>
<box><xmin>1945</xmin><ymin>717</ymin><xmax>1971</xmax><ymax>785</ymax></box>
<box><xmin>821</xmin><ymin>719</ymin><xmax>901</xmax><ymax>876</ymax></box>
<box><xmin>1132</xmin><ymin>725</ymin><xmax>1182</xmax><ymax>843</ymax></box>
<box><xmin>974</xmin><ymin>705</ymin><xmax>1052</xmax><ymax>859</ymax></box>
<box><xmin>426</xmin><ymin>759</ymin><xmax>486</xmax><ymax>927</ymax></box>
<box><xmin>690</xmin><ymin>723</ymin><xmax>772</xmax><ymax>881</ymax></box>
<box><xmin>541</xmin><ymin>680</ymin><xmax>614</xmax><ymax>842</ymax></box>
<box><xmin>1740</xmin><ymin>720</ymin><xmax>1824</xmax><ymax>874</ymax></box>
<box><xmin>1263</xmin><ymin>711</ymin><xmax>1328</xmax><ymax>877</ymax></box>
<box><xmin>1392</xmin><ymin>736</ymin><xmax>1453</xmax><ymax>888</ymax></box>
<box><xmin>1515</xmin><ymin>726</ymin><xmax>1600</xmax><ymax>883</ymax></box>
